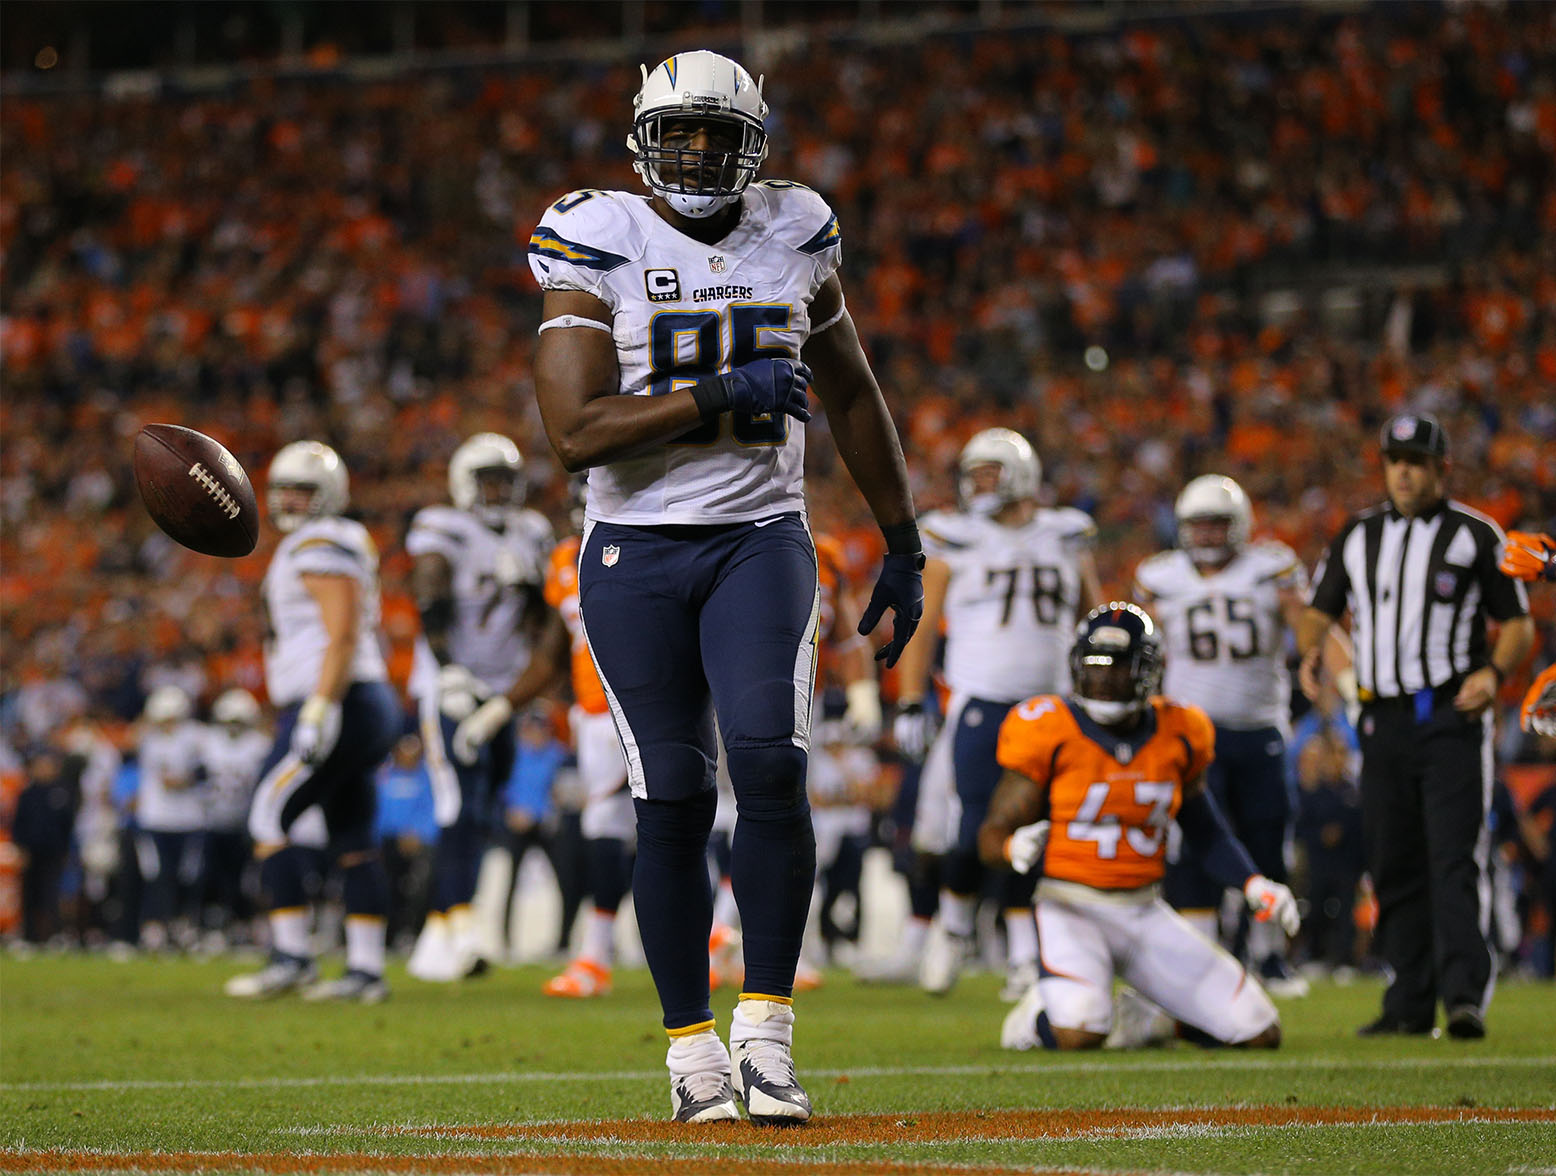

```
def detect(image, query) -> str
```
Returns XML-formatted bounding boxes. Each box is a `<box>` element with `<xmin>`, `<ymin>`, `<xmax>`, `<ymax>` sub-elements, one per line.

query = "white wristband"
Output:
<box><xmin>538</xmin><ymin>314</ymin><xmax>613</xmax><ymax>334</ymax></box>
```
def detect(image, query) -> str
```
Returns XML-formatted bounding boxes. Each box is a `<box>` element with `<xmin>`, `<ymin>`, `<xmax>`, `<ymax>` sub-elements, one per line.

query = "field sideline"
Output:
<box><xmin>2</xmin><ymin>955</ymin><xmax>1553</xmax><ymax>1175</ymax></box>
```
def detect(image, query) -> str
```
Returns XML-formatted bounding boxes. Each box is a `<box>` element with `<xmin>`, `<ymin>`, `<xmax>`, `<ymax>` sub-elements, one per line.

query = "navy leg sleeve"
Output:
<box><xmin>632</xmin><ymin>790</ymin><xmax>718</xmax><ymax>1030</ymax></box>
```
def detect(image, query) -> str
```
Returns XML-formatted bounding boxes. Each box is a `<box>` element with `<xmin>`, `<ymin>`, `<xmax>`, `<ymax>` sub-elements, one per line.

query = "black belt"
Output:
<box><xmin>1359</xmin><ymin>675</ymin><xmax>1466</xmax><ymax>711</ymax></box>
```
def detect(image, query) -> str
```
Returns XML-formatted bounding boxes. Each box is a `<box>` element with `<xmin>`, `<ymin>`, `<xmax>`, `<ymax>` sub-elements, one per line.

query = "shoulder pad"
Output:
<box><xmin>1132</xmin><ymin>549</ymin><xmax>1178</xmax><ymax>589</ymax></box>
<box><xmin>1048</xmin><ymin>507</ymin><xmax>1097</xmax><ymax>541</ymax></box>
<box><xmin>515</xmin><ymin>508</ymin><xmax>556</xmax><ymax>545</ymax></box>
<box><xmin>920</xmin><ymin>509</ymin><xmax>979</xmax><ymax>554</ymax></box>
<box><xmin>529</xmin><ymin>190</ymin><xmax>642</xmax><ymax>290</ymax></box>
<box><xmin>753</xmin><ymin>180</ymin><xmax>841</xmax><ymax>256</ymax></box>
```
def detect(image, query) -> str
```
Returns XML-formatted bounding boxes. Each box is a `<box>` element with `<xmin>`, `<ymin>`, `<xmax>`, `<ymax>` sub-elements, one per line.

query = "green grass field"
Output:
<box><xmin>2</xmin><ymin>954</ymin><xmax>1553</xmax><ymax>1175</ymax></box>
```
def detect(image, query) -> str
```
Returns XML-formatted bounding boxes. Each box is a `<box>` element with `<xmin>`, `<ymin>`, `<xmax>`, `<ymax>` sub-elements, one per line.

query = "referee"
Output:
<box><xmin>1296</xmin><ymin>412</ymin><xmax>1532</xmax><ymax>1040</ymax></box>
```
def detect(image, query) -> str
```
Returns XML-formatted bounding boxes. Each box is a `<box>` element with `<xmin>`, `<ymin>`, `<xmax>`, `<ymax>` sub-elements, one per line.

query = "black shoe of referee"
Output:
<box><xmin>1445</xmin><ymin>1005</ymin><xmax>1486</xmax><ymax>1040</ymax></box>
<box><xmin>1356</xmin><ymin>1014</ymin><xmax>1434</xmax><ymax>1037</ymax></box>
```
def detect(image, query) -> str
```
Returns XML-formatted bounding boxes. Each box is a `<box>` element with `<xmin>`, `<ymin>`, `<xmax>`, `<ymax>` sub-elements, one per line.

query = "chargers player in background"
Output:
<box><xmin>1133</xmin><ymin>475</ymin><xmax>1310</xmax><ymax>996</ymax></box>
<box><xmin>891</xmin><ymin>429</ymin><xmax>1102</xmax><ymax>998</ymax></box>
<box><xmin>405</xmin><ymin>433</ymin><xmax>566</xmax><ymax>982</ymax></box>
<box><xmin>225</xmin><ymin>442</ymin><xmax>401</xmax><ymax>1003</ymax></box>
<box><xmin>529</xmin><ymin>50</ymin><xmax>923</xmax><ymax>1125</ymax></box>
<box><xmin>543</xmin><ymin>484</ymin><xmax>635</xmax><ymax>999</ymax></box>
<box><xmin>1501</xmin><ymin>531</ymin><xmax>1556</xmax><ymax>736</ymax></box>
<box><xmin>135</xmin><ymin>685</ymin><xmax>206</xmax><ymax>952</ymax></box>
<box><xmin>200</xmin><ymin>689</ymin><xmax>270</xmax><ymax>948</ymax></box>
<box><xmin>983</xmin><ymin>604</ymin><xmax>1299</xmax><ymax>1051</ymax></box>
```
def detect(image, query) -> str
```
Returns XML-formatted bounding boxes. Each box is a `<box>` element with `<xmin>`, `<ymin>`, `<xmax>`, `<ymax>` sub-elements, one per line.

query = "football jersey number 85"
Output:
<box><xmin>650</xmin><ymin>305</ymin><xmax>794</xmax><ymax>446</ymax></box>
<box><xmin>1067</xmin><ymin>780</ymin><xmax>1175</xmax><ymax>859</ymax></box>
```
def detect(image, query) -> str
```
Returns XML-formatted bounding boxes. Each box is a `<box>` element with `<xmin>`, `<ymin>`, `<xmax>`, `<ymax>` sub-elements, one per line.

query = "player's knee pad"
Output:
<box><xmin>726</xmin><ymin>742</ymin><xmax>808</xmax><ymax>825</ymax></box>
<box><xmin>633</xmin><ymin>789</ymin><xmax>717</xmax><ymax>856</ymax></box>
<box><xmin>341</xmin><ymin>854</ymin><xmax>388</xmax><ymax>919</ymax></box>
<box><xmin>259</xmin><ymin>847</ymin><xmax>308</xmax><ymax>912</ymax></box>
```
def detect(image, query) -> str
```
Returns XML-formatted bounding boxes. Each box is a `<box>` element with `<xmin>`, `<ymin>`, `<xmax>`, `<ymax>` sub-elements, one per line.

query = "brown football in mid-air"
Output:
<box><xmin>133</xmin><ymin>423</ymin><xmax>259</xmax><ymax>557</ymax></box>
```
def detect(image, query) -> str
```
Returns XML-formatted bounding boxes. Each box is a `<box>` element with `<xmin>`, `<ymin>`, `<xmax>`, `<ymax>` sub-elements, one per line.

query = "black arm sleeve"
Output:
<box><xmin>1177</xmin><ymin>789</ymin><xmax>1259</xmax><ymax>891</ymax></box>
<box><xmin>1308</xmin><ymin>521</ymin><xmax>1354</xmax><ymax>618</ymax></box>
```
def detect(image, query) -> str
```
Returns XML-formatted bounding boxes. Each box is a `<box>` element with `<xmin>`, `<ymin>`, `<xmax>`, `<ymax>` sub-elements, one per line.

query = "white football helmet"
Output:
<box><xmin>266</xmin><ymin>441</ymin><xmax>348</xmax><ymax>533</ymax></box>
<box><xmin>958</xmin><ymin>428</ymin><xmax>1041</xmax><ymax>517</ymax></box>
<box><xmin>450</xmin><ymin>433</ymin><xmax>525</xmax><ymax>527</ymax></box>
<box><xmin>627</xmin><ymin>50</ymin><xmax>768</xmax><ymax>219</ymax></box>
<box><xmin>212</xmin><ymin>688</ymin><xmax>261</xmax><ymax>727</ymax></box>
<box><xmin>1175</xmin><ymin>474</ymin><xmax>1252</xmax><ymax>566</ymax></box>
<box><xmin>143</xmin><ymin>685</ymin><xmax>192</xmax><ymax>725</ymax></box>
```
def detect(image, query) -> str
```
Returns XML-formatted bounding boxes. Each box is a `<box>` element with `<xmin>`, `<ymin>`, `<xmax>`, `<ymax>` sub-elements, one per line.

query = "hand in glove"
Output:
<box><xmin>1004</xmin><ymin>820</ymin><xmax>1051</xmax><ymax>875</ymax></box>
<box><xmin>858</xmin><ymin>552</ymin><xmax>925</xmax><ymax>668</ymax></box>
<box><xmin>452</xmin><ymin>696</ymin><xmax>514</xmax><ymax>765</ymax></box>
<box><xmin>291</xmin><ymin>695</ymin><xmax>342</xmax><ymax>766</ymax></box>
<box><xmin>1243</xmin><ymin>874</ymin><xmax>1300</xmax><ymax>936</ymax></box>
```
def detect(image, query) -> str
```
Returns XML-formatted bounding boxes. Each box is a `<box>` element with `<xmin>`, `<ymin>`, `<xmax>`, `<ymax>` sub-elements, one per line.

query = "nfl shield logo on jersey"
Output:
<box><xmin>708</xmin><ymin>255</ymin><xmax>727</xmax><ymax>273</ymax></box>
<box><xmin>602</xmin><ymin>544</ymin><xmax>620</xmax><ymax>567</ymax></box>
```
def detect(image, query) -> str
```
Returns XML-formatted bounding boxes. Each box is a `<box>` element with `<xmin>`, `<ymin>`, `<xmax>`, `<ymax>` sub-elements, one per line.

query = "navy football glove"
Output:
<box><xmin>691</xmin><ymin>358</ymin><xmax>813</xmax><ymax>423</ymax></box>
<box><xmin>858</xmin><ymin>551</ymin><xmax>925</xmax><ymax>668</ymax></box>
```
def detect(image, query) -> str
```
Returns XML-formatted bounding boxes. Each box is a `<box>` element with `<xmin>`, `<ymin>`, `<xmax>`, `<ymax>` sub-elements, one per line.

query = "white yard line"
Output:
<box><xmin>4</xmin><ymin>1055</ymin><xmax>1554</xmax><ymax>1094</ymax></box>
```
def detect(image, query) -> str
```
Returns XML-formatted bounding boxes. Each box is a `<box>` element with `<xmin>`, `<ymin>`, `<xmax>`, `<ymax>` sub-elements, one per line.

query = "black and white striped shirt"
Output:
<box><xmin>1309</xmin><ymin>499</ymin><xmax>1529</xmax><ymax>700</ymax></box>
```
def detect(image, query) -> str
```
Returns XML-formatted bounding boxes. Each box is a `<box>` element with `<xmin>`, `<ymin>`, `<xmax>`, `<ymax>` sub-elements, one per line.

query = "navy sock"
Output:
<box><xmin>941</xmin><ymin>845</ymin><xmax>983</xmax><ymax>898</ymax></box>
<box><xmin>727</xmin><ymin>742</ymin><xmax>815</xmax><ymax>999</ymax></box>
<box><xmin>259</xmin><ymin>847</ymin><xmax>308</xmax><ymax>912</ymax></box>
<box><xmin>909</xmin><ymin>854</ymin><xmax>941</xmax><ymax>921</ymax></box>
<box><xmin>341</xmin><ymin>853</ymin><xmax>389</xmax><ymax>919</ymax></box>
<box><xmin>431</xmin><ymin>819</ymin><xmax>484</xmax><ymax>913</ymax></box>
<box><xmin>587</xmin><ymin>837</ymin><xmax>632</xmax><ymax>915</ymax></box>
<box><xmin>1036</xmin><ymin>1010</ymin><xmax>1059</xmax><ymax>1050</ymax></box>
<box><xmin>633</xmin><ymin>791</ymin><xmax>717</xmax><ymax>1029</ymax></box>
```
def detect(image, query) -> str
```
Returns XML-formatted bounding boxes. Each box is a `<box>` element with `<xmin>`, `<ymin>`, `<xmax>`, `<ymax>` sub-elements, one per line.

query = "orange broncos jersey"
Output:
<box><xmin>996</xmin><ymin>695</ymin><xmax>1216</xmax><ymax>891</ymax></box>
<box><xmin>544</xmin><ymin>536</ymin><xmax>609</xmax><ymax>716</ymax></box>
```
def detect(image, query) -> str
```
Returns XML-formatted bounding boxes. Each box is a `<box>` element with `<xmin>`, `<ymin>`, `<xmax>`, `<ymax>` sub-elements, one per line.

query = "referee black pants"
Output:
<box><xmin>1359</xmin><ymin>702</ymin><xmax>1495</xmax><ymax>1025</ymax></box>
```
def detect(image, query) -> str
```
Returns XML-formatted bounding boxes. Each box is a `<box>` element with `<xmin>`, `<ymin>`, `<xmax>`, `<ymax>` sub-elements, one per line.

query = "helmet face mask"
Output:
<box><xmin>1175</xmin><ymin>475</ymin><xmax>1251</xmax><ymax>566</ymax></box>
<box><xmin>628</xmin><ymin>51</ymin><xmax>768</xmax><ymax>219</ymax></box>
<box><xmin>266</xmin><ymin>441</ymin><xmax>348</xmax><ymax>533</ymax></box>
<box><xmin>957</xmin><ymin>428</ymin><xmax>1040</xmax><ymax>518</ymax></box>
<box><xmin>1069</xmin><ymin>603</ymin><xmax>1164</xmax><ymax>727</ymax></box>
<box><xmin>450</xmin><ymin>433</ymin><xmax>524</xmax><ymax>527</ymax></box>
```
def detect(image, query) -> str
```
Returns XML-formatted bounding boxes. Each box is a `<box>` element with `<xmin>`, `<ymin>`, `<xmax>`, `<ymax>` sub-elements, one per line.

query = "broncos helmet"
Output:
<box><xmin>266</xmin><ymin>441</ymin><xmax>348</xmax><ymax>533</ymax></box>
<box><xmin>1069</xmin><ymin>603</ymin><xmax>1164</xmax><ymax>726</ymax></box>
<box><xmin>627</xmin><ymin>50</ymin><xmax>768</xmax><ymax>219</ymax></box>
<box><xmin>958</xmin><ymin>428</ymin><xmax>1040</xmax><ymax>517</ymax></box>
<box><xmin>1175</xmin><ymin>474</ymin><xmax>1251</xmax><ymax>566</ymax></box>
<box><xmin>450</xmin><ymin>432</ymin><xmax>525</xmax><ymax>527</ymax></box>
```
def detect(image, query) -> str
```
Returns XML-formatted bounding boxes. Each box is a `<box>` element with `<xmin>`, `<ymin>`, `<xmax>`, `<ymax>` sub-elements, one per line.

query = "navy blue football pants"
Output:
<box><xmin>578</xmin><ymin>514</ymin><xmax>819</xmax><ymax>1030</ymax></box>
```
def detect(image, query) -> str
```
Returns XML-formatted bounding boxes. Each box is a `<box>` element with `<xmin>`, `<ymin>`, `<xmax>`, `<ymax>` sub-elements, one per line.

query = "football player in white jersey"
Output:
<box><xmin>529</xmin><ymin>50</ymin><xmax>922</xmax><ymax>1126</ymax></box>
<box><xmin>891</xmin><ymin>429</ymin><xmax>1103</xmax><ymax>997</ymax></box>
<box><xmin>404</xmin><ymin>432</ymin><xmax>567</xmax><ymax>982</ymax></box>
<box><xmin>135</xmin><ymin>685</ymin><xmax>207</xmax><ymax>951</ymax></box>
<box><xmin>224</xmin><ymin>442</ymin><xmax>403</xmax><ymax>1003</ymax></box>
<box><xmin>200</xmin><ymin>689</ymin><xmax>270</xmax><ymax>947</ymax></box>
<box><xmin>1133</xmin><ymin>474</ymin><xmax>1310</xmax><ymax>996</ymax></box>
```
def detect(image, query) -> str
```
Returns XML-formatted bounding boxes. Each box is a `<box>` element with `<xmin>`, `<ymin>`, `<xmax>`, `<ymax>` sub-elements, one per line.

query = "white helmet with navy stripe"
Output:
<box><xmin>1175</xmin><ymin>474</ymin><xmax>1251</xmax><ymax>565</ymax></box>
<box><xmin>627</xmin><ymin>50</ymin><xmax>768</xmax><ymax>219</ymax></box>
<box><xmin>449</xmin><ymin>432</ymin><xmax>525</xmax><ymax>526</ymax></box>
<box><xmin>957</xmin><ymin>428</ymin><xmax>1040</xmax><ymax>517</ymax></box>
<box><xmin>267</xmin><ymin>441</ymin><xmax>348</xmax><ymax>533</ymax></box>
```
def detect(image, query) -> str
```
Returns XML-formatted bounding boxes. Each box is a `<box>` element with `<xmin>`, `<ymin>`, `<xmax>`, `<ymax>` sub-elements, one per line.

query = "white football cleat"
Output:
<box><xmin>1000</xmin><ymin>960</ymin><xmax>1039</xmax><ymax>1003</ymax></box>
<box><xmin>730</xmin><ymin>1000</ymin><xmax>812</xmax><ymax>1126</ymax></box>
<box><xmin>666</xmin><ymin>1029</ymin><xmax>740</xmax><ymax>1123</ymax></box>
<box><xmin>224</xmin><ymin>954</ymin><xmax>316</xmax><ymax>999</ymax></box>
<box><xmin>1000</xmin><ymin>982</ymin><xmax>1045</xmax><ymax>1051</ymax></box>
<box><xmin>920</xmin><ymin>927</ymin><xmax>974</xmax><ymax>996</ymax></box>
<box><xmin>302</xmin><ymin>970</ymin><xmax>390</xmax><ymax>1004</ymax></box>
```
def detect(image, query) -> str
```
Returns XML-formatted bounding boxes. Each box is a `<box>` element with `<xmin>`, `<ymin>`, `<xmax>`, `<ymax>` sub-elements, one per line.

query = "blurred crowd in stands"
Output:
<box><xmin>2</xmin><ymin>3</ymin><xmax>1553</xmax><ymax>971</ymax></box>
